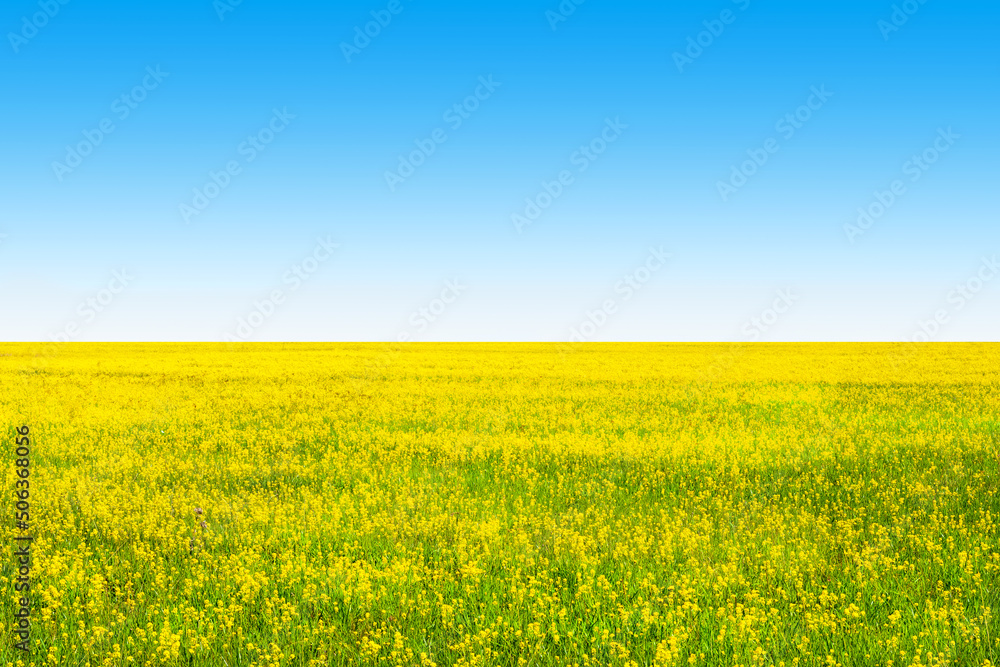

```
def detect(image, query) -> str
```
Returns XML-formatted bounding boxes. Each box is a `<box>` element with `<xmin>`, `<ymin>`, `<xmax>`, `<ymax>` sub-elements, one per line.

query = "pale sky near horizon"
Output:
<box><xmin>1</xmin><ymin>0</ymin><xmax>997</xmax><ymax>342</ymax></box>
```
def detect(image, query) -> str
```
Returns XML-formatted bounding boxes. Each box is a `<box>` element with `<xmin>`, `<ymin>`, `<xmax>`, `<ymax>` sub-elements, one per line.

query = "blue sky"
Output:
<box><xmin>1</xmin><ymin>0</ymin><xmax>997</xmax><ymax>342</ymax></box>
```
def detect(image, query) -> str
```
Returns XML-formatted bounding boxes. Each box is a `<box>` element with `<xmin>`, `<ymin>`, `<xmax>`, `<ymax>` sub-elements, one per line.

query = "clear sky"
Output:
<box><xmin>1</xmin><ymin>0</ymin><xmax>997</xmax><ymax>342</ymax></box>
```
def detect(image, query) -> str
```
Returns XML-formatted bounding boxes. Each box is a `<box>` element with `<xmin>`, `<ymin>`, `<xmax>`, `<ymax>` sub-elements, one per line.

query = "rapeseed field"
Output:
<box><xmin>1</xmin><ymin>343</ymin><xmax>998</xmax><ymax>667</ymax></box>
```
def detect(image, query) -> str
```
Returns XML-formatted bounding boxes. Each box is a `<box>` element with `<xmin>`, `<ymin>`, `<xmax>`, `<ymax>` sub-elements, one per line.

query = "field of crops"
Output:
<box><xmin>1</xmin><ymin>343</ymin><xmax>998</xmax><ymax>667</ymax></box>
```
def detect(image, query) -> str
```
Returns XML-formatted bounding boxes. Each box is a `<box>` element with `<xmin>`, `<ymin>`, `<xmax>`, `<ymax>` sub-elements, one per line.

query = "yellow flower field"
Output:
<box><xmin>1</xmin><ymin>343</ymin><xmax>998</xmax><ymax>667</ymax></box>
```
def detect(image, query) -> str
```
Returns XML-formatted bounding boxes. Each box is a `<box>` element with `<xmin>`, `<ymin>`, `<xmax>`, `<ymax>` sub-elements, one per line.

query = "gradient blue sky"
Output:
<box><xmin>1</xmin><ymin>0</ymin><xmax>997</xmax><ymax>341</ymax></box>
